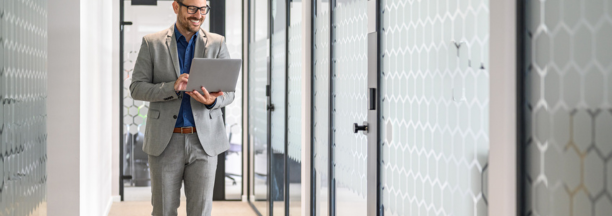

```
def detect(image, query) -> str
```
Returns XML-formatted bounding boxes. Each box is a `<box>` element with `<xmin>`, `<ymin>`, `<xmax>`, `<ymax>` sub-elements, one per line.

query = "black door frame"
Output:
<box><xmin>119</xmin><ymin>0</ymin><xmax>242</xmax><ymax>201</ymax></box>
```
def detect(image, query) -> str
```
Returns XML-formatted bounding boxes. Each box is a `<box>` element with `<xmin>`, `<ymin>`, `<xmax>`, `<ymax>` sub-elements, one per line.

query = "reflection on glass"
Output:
<box><xmin>313</xmin><ymin>0</ymin><xmax>330</xmax><ymax>214</ymax></box>
<box><xmin>287</xmin><ymin>0</ymin><xmax>303</xmax><ymax>215</ymax></box>
<box><xmin>523</xmin><ymin>1</ymin><xmax>612</xmax><ymax>215</ymax></box>
<box><xmin>0</xmin><ymin>0</ymin><xmax>48</xmax><ymax>214</ymax></box>
<box><xmin>379</xmin><ymin>0</ymin><xmax>490</xmax><ymax>215</ymax></box>
<box><xmin>332</xmin><ymin>0</ymin><xmax>368</xmax><ymax>215</ymax></box>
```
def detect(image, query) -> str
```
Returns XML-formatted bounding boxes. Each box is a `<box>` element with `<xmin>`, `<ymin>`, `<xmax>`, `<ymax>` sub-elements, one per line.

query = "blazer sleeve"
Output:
<box><xmin>211</xmin><ymin>36</ymin><xmax>235</xmax><ymax>109</ymax></box>
<box><xmin>129</xmin><ymin>37</ymin><xmax>179</xmax><ymax>102</ymax></box>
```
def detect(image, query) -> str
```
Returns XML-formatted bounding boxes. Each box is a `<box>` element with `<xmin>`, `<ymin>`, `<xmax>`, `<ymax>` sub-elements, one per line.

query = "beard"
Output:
<box><xmin>178</xmin><ymin>13</ymin><xmax>204</xmax><ymax>34</ymax></box>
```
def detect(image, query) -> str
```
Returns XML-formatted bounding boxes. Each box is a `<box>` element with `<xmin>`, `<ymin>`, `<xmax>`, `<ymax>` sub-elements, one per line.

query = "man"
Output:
<box><xmin>129</xmin><ymin>0</ymin><xmax>234</xmax><ymax>215</ymax></box>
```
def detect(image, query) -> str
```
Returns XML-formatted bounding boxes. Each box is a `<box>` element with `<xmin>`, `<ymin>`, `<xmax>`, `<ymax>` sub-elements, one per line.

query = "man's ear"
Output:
<box><xmin>172</xmin><ymin>1</ymin><xmax>179</xmax><ymax>14</ymax></box>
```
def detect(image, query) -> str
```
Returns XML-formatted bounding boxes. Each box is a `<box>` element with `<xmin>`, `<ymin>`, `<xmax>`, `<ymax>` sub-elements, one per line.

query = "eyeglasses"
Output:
<box><xmin>177</xmin><ymin>1</ymin><xmax>211</xmax><ymax>15</ymax></box>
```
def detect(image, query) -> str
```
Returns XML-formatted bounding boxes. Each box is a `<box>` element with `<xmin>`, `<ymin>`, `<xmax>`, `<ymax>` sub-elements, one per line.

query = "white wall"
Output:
<box><xmin>80</xmin><ymin>0</ymin><xmax>114</xmax><ymax>215</ymax></box>
<box><xmin>48</xmin><ymin>0</ymin><xmax>114</xmax><ymax>215</ymax></box>
<box><xmin>48</xmin><ymin>0</ymin><xmax>81</xmax><ymax>215</ymax></box>
<box><xmin>111</xmin><ymin>0</ymin><xmax>121</xmax><ymax>202</ymax></box>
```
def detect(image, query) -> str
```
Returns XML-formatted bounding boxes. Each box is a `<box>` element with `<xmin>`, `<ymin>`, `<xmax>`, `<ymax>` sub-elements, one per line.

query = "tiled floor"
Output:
<box><xmin>108</xmin><ymin>201</ymin><xmax>257</xmax><ymax>216</ymax></box>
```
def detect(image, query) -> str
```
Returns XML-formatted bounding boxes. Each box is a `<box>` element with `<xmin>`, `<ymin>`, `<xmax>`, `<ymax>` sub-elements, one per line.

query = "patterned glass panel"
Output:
<box><xmin>287</xmin><ymin>1</ymin><xmax>303</xmax><ymax>214</ymax></box>
<box><xmin>0</xmin><ymin>0</ymin><xmax>48</xmax><ymax>215</ymax></box>
<box><xmin>380</xmin><ymin>0</ymin><xmax>490</xmax><ymax>215</ymax></box>
<box><xmin>523</xmin><ymin>1</ymin><xmax>612</xmax><ymax>216</ymax></box>
<box><xmin>249</xmin><ymin>38</ymin><xmax>269</xmax><ymax>204</ymax></box>
<box><xmin>287</xmin><ymin>20</ymin><xmax>302</xmax><ymax>164</ymax></box>
<box><xmin>270</xmin><ymin>29</ymin><xmax>286</xmax><ymax>155</ymax></box>
<box><xmin>313</xmin><ymin>0</ymin><xmax>330</xmax><ymax>214</ymax></box>
<box><xmin>224</xmin><ymin>0</ymin><xmax>243</xmax><ymax>200</ymax></box>
<box><xmin>249</xmin><ymin>0</ymin><xmax>269</xmax><ymax>213</ymax></box>
<box><xmin>332</xmin><ymin>0</ymin><xmax>368</xmax><ymax>214</ymax></box>
<box><xmin>270</xmin><ymin>0</ymin><xmax>287</xmax><ymax>212</ymax></box>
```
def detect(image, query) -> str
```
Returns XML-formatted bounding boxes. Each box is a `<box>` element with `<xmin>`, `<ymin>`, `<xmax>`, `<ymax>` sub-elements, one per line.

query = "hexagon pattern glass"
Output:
<box><xmin>0</xmin><ymin>0</ymin><xmax>48</xmax><ymax>215</ymax></box>
<box><xmin>287</xmin><ymin>1</ymin><xmax>303</xmax><ymax>214</ymax></box>
<box><xmin>332</xmin><ymin>0</ymin><xmax>369</xmax><ymax>214</ymax></box>
<box><xmin>523</xmin><ymin>1</ymin><xmax>612</xmax><ymax>216</ymax></box>
<box><xmin>248</xmin><ymin>0</ymin><xmax>269</xmax><ymax>213</ymax></box>
<box><xmin>313</xmin><ymin>0</ymin><xmax>330</xmax><ymax>214</ymax></box>
<box><xmin>380</xmin><ymin>0</ymin><xmax>490</xmax><ymax>215</ymax></box>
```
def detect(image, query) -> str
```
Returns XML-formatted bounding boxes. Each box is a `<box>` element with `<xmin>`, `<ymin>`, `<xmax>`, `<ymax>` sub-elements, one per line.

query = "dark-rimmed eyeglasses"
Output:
<box><xmin>177</xmin><ymin>1</ymin><xmax>210</xmax><ymax>15</ymax></box>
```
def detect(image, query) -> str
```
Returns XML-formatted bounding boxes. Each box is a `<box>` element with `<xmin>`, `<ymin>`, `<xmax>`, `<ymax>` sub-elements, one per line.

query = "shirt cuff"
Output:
<box><xmin>205</xmin><ymin>98</ymin><xmax>217</xmax><ymax>109</ymax></box>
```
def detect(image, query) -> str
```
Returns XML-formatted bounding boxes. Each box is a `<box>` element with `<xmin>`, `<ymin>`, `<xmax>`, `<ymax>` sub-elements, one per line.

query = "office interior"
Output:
<box><xmin>1</xmin><ymin>0</ymin><xmax>611</xmax><ymax>215</ymax></box>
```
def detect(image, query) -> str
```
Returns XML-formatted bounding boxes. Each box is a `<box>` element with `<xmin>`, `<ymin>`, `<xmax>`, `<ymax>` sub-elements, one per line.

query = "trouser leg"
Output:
<box><xmin>183</xmin><ymin>134</ymin><xmax>218</xmax><ymax>216</ymax></box>
<box><xmin>149</xmin><ymin>134</ymin><xmax>186</xmax><ymax>216</ymax></box>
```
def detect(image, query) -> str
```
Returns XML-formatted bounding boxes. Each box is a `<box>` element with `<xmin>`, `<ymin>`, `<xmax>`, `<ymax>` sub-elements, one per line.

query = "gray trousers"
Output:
<box><xmin>149</xmin><ymin>133</ymin><xmax>218</xmax><ymax>216</ymax></box>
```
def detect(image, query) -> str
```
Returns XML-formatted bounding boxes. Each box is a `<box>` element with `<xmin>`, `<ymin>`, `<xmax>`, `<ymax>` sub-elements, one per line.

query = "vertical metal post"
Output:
<box><xmin>366</xmin><ymin>0</ymin><xmax>381</xmax><ymax>215</ymax></box>
<box><xmin>328</xmin><ymin>0</ymin><xmax>335</xmax><ymax>214</ymax></box>
<box><xmin>284</xmin><ymin>0</ymin><xmax>291</xmax><ymax>214</ymax></box>
<box><xmin>267</xmin><ymin>0</ymin><xmax>273</xmax><ymax>213</ymax></box>
<box><xmin>119</xmin><ymin>0</ymin><xmax>125</xmax><ymax>202</ymax></box>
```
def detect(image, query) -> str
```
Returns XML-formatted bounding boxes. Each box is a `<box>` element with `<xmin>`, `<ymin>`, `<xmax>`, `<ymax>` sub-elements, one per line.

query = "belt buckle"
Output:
<box><xmin>181</xmin><ymin>127</ymin><xmax>193</xmax><ymax>134</ymax></box>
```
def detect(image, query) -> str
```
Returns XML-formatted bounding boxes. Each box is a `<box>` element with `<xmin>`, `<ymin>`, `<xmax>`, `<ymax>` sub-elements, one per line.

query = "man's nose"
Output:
<box><xmin>192</xmin><ymin>11</ymin><xmax>202</xmax><ymax>19</ymax></box>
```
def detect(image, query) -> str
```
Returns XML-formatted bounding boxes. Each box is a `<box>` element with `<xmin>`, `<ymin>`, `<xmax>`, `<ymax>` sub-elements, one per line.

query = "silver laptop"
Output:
<box><xmin>181</xmin><ymin>58</ymin><xmax>242</xmax><ymax>93</ymax></box>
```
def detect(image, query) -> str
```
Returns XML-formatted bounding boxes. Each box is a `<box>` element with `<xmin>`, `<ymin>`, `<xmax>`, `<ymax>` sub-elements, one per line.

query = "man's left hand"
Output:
<box><xmin>186</xmin><ymin>87</ymin><xmax>224</xmax><ymax>106</ymax></box>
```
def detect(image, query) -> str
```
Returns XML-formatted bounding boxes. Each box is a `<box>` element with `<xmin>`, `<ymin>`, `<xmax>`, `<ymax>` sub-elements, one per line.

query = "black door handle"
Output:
<box><xmin>267</xmin><ymin>104</ymin><xmax>275</xmax><ymax>111</ymax></box>
<box><xmin>354</xmin><ymin>122</ymin><xmax>368</xmax><ymax>134</ymax></box>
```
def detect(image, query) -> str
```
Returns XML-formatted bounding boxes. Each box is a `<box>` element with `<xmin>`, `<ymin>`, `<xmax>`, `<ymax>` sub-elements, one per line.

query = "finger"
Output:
<box><xmin>191</xmin><ymin>90</ymin><xmax>206</xmax><ymax>101</ymax></box>
<box><xmin>210</xmin><ymin>92</ymin><xmax>223</xmax><ymax>97</ymax></box>
<box><xmin>201</xmin><ymin>87</ymin><xmax>211</xmax><ymax>98</ymax></box>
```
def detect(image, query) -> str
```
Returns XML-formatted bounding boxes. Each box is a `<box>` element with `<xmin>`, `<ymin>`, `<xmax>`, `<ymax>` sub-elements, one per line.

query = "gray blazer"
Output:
<box><xmin>130</xmin><ymin>25</ymin><xmax>235</xmax><ymax>157</ymax></box>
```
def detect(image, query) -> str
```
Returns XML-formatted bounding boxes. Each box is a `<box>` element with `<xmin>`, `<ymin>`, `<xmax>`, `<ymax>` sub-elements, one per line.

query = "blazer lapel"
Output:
<box><xmin>194</xmin><ymin>28</ymin><xmax>208</xmax><ymax>58</ymax></box>
<box><xmin>166</xmin><ymin>26</ymin><xmax>180</xmax><ymax>78</ymax></box>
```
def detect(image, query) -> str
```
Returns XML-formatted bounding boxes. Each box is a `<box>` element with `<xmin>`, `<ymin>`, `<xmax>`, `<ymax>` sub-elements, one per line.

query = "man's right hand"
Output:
<box><xmin>174</xmin><ymin>73</ymin><xmax>189</xmax><ymax>91</ymax></box>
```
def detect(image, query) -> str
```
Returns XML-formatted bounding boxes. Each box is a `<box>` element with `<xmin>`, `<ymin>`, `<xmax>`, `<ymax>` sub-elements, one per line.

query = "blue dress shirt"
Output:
<box><xmin>174</xmin><ymin>25</ymin><xmax>215</xmax><ymax>128</ymax></box>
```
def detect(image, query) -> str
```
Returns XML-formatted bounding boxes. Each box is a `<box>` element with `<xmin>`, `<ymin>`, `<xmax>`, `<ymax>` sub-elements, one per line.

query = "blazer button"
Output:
<box><xmin>173</xmin><ymin>115</ymin><xmax>177</xmax><ymax>119</ymax></box>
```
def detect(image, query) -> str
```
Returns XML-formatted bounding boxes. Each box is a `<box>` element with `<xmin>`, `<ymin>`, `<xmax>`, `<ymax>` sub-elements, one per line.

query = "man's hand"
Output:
<box><xmin>186</xmin><ymin>87</ymin><xmax>224</xmax><ymax>106</ymax></box>
<box><xmin>174</xmin><ymin>73</ymin><xmax>189</xmax><ymax>91</ymax></box>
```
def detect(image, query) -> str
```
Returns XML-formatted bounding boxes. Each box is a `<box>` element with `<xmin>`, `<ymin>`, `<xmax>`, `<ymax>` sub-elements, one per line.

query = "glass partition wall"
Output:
<box><xmin>522</xmin><ymin>0</ymin><xmax>612</xmax><ymax>215</ymax></box>
<box><xmin>287</xmin><ymin>0</ymin><xmax>303</xmax><ymax>214</ymax></box>
<box><xmin>0</xmin><ymin>0</ymin><xmax>48</xmax><ymax>215</ymax></box>
<box><xmin>248</xmin><ymin>0</ymin><xmax>270</xmax><ymax>213</ymax></box>
<box><xmin>379</xmin><ymin>0</ymin><xmax>490</xmax><ymax>215</ymax></box>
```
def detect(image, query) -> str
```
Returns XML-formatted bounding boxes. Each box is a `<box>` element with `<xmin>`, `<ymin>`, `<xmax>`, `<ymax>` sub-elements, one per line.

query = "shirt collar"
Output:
<box><xmin>174</xmin><ymin>24</ymin><xmax>198</xmax><ymax>42</ymax></box>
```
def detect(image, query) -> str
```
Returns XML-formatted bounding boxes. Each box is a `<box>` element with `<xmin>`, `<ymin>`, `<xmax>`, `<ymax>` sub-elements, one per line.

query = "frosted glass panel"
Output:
<box><xmin>224</xmin><ymin>0</ymin><xmax>243</xmax><ymax>199</ymax></box>
<box><xmin>0</xmin><ymin>0</ymin><xmax>48</xmax><ymax>215</ymax></box>
<box><xmin>287</xmin><ymin>1</ymin><xmax>303</xmax><ymax>215</ymax></box>
<box><xmin>287</xmin><ymin>23</ymin><xmax>302</xmax><ymax>164</ymax></box>
<box><xmin>249</xmin><ymin>38</ymin><xmax>269</xmax><ymax>207</ymax></box>
<box><xmin>379</xmin><ymin>0</ymin><xmax>490</xmax><ymax>215</ymax></box>
<box><xmin>333</xmin><ymin>0</ymin><xmax>368</xmax><ymax>214</ymax></box>
<box><xmin>270</xmin><ymin>30</ymin><xmax>286</xmax><ymax>155</ymax></box>
<box><xmin>523</xmin><ymin>1</ymin><xmax>612</xmax><ymax>215</ymax></box>
<box><xmin>313</xmin><ymin>1</ymin><xmax>330</xmax><ymax>214</ymax></box>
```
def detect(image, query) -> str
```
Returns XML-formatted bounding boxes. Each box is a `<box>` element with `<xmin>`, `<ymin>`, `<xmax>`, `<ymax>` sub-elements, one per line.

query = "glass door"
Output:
<box><xmin>378</xmin><ymin>0</ymin><xmax>490</xmax><ymax>215</ymax></box>
<box><xmin>248</xmin><ymin>0</ymin><xmax>270</xmax><ymax>214</ymax></box>
<box><xmin>331</xmin><ymin>0</ymin><xmax>369</xmax><ymax>215</ymax></box>
<box><xmin>269</xmin><ymin>0</ymin><xmax>287</xmax><ymax>214</ymax></box>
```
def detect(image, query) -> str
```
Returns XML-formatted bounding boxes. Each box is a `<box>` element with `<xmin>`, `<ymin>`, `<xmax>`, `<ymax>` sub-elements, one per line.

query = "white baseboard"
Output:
<box><xmin>104</xmin><ymin>196</ymin><xmax>115</xmax><ymax>216</ymax></box>
<box><xmin>112</xmin><ymin>195</ymin><xmax>121</xmax><ymax>202</ymax></box>
<box><xmin>242</xmin><ymin>195</ymin><xmax>247</xmax><ymax>202</ymax></box>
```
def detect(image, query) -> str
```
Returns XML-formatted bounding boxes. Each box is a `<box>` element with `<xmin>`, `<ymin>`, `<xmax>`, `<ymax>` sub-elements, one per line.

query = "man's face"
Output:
<box><xmin>173</xmin><ymin>0</ymin><xmax>206</xmax><ymax>34</ymax></box>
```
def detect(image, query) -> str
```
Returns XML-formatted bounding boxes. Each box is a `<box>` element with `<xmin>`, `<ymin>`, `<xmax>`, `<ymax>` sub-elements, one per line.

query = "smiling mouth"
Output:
<box><xmin>189</xmin><ymin>19</ymin><xmax>200</xmax><ymax>26</ymax></box>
